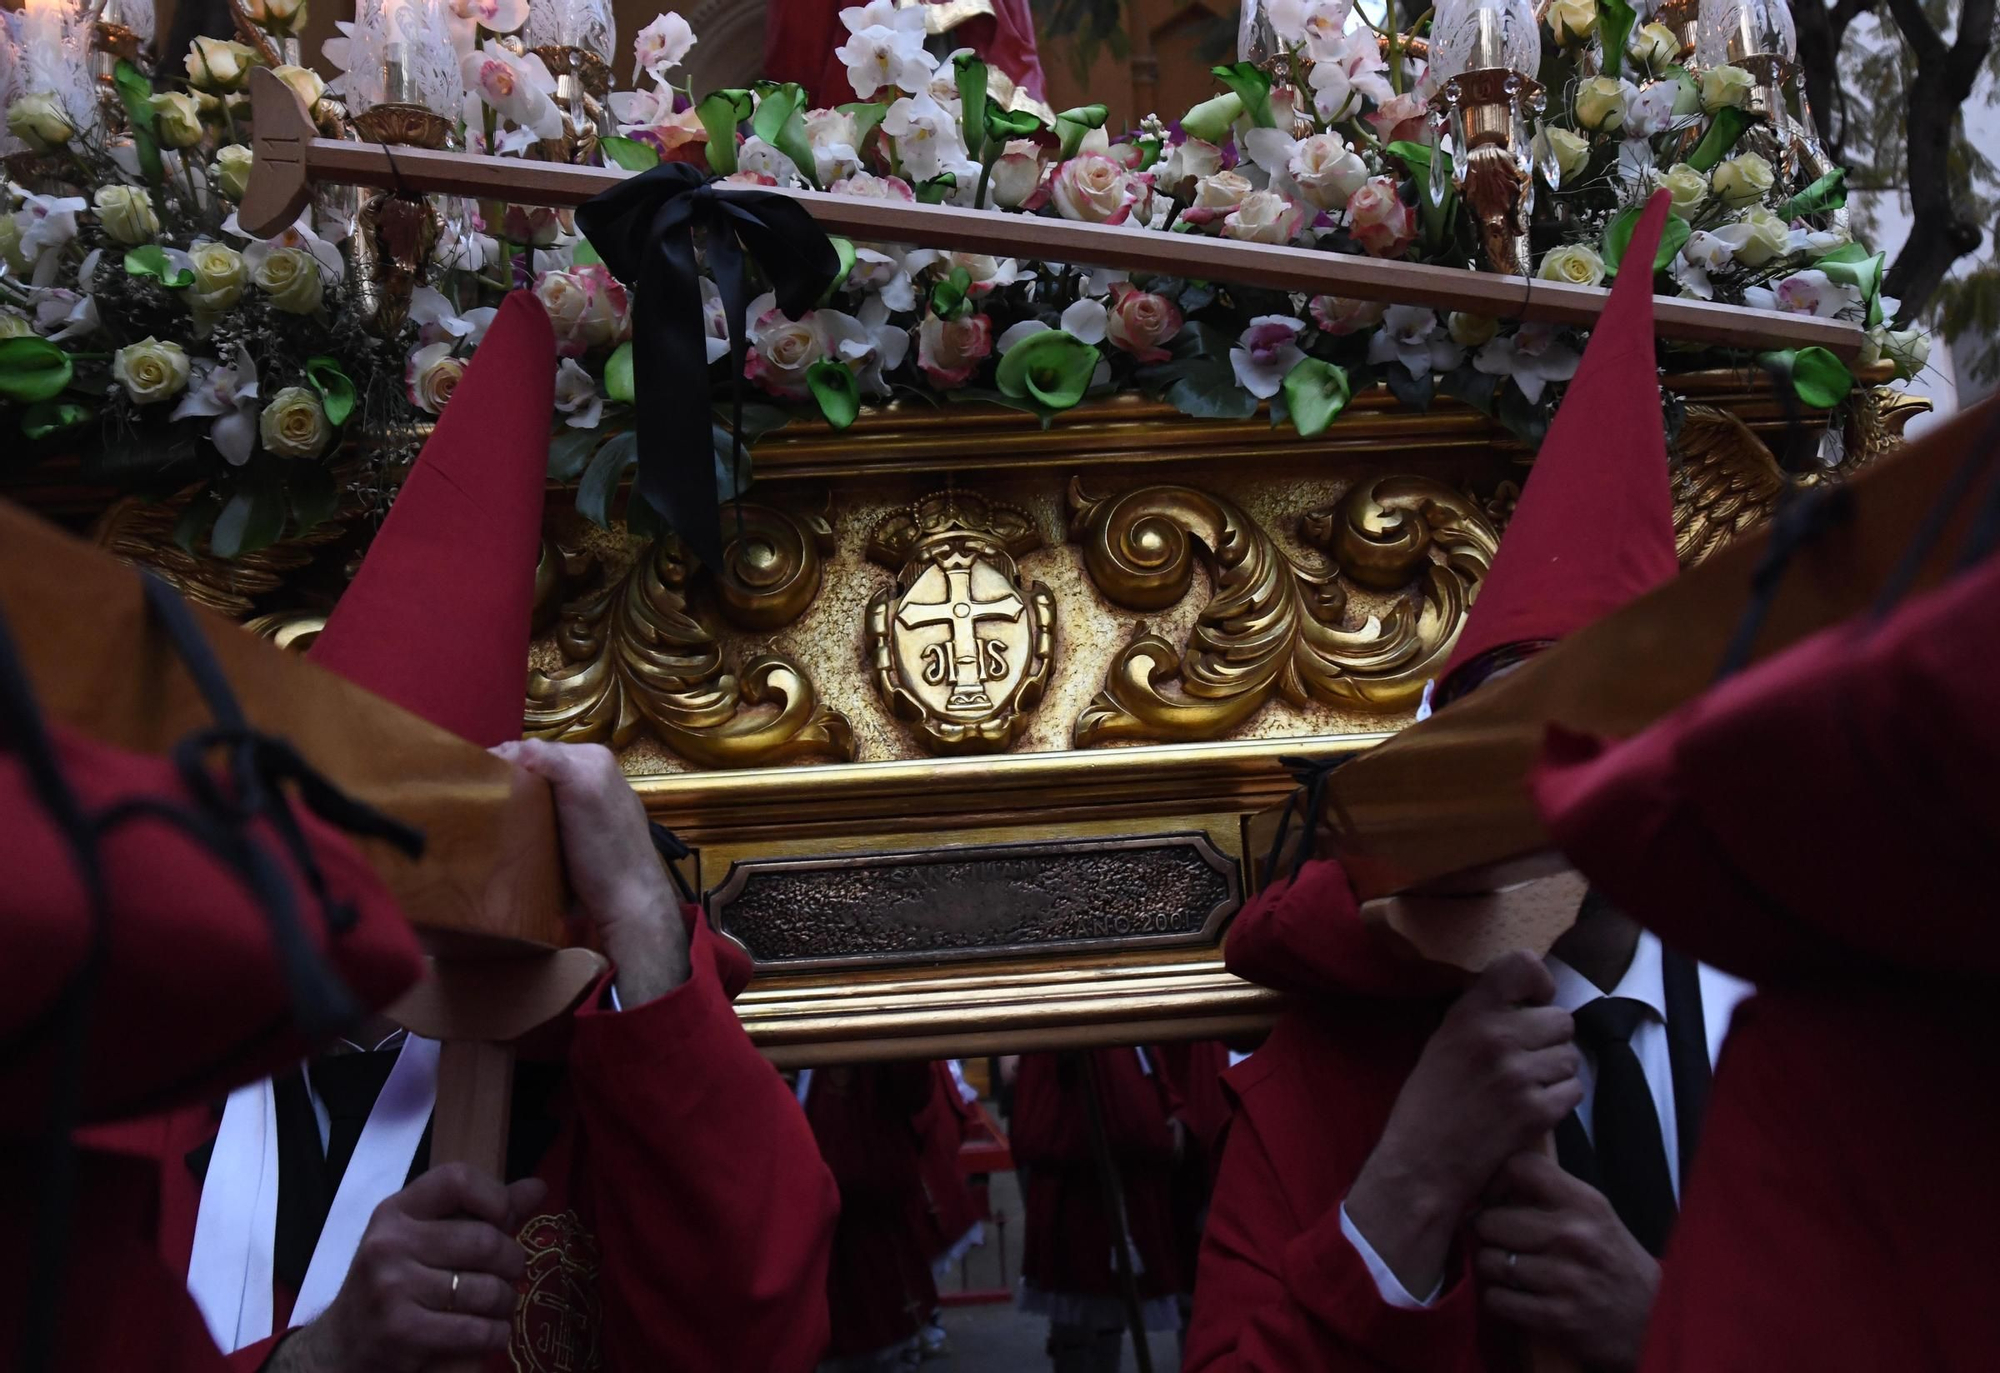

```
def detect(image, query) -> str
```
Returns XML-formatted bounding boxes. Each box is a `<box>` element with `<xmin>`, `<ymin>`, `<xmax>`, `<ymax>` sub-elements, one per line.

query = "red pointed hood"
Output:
<box><xmin>1437</xmin><ymin>191</ymin><xmax>1680</xmax><ymax>705</ymax></box>
<box><xmin>309</xmin><ymin>292</ymin><xmax>556</xmax><ymax>747</ymax></box>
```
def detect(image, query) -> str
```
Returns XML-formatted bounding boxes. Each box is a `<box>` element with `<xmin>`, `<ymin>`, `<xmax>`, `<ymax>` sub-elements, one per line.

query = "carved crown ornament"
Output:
<box><xmin>865</xmin><ymin>491</ymin><xmax>1056</xmax><ymax>755</ymax></box>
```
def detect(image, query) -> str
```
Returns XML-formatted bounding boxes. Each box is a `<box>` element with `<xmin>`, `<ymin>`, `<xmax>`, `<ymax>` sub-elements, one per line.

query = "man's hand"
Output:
<box><xmin>491</xmin><ymin>739</ymin><xmax>690</xmax><ymax>1005</ymax></box>
<box><xmin>274</xmin><ymin>1165</ymin><xmax>547</xmax><ymax>1373</ymax></box>
<box><xmin>1343</xmin><ymin>951</ymin><xmax>1582</xmax><ymax>1303</ymax></box>
<box><xmin>1473</xmin><ymin>1151</ymin><xmax>1661</xmax><ymax>1371</ymax></box>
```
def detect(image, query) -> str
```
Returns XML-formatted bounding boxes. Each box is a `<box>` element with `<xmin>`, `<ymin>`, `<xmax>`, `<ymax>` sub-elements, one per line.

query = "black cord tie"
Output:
<box><xmin>1263</xmin><ymin>753</ymin><xmax>1352</xmax><ymax>884</ymax></box>
<box><xmin>576</xmin><ymin>162</ymin><xmax>841</xmax><ymax>571</ymax></box>
<box><xmin>647</xmin><ymin>820</ymin><xmax>697</xmax><ymax>904</ymax></box>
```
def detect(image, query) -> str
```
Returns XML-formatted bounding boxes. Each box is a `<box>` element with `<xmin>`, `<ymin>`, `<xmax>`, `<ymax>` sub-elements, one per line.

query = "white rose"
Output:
<box><xmin>1659</xmin><ymin>163</ymin><xmax>1709</xmax><ymax>214</ymax></box>
<box><xmin>1542</xmin><ymin>126</ymin><xmax>1591</xmax><ymax>181</ymax></box>
<box><xmin>1700</xmin><ymin>64</ymin><xmax>1756</xmax><ymax>111</ymax></box>
<box><xmin>213</xmin><ymin>145</ymin><xmax>255</xmax><ymax>201</ymax></box>
<box><xmin>1289</xmin><ymin>132</ymin><xmax>1368</xmax><ymax>212</ymax></box>
<box><xmin>1050</xmin><ymin>152</ymin><xmax>1141</xmax><ymax>225</ymax></box>
<box><xmin>149</xmin><ymin>92</ymin><xmax>206</xmax><ymax>149</ymax></box>
<box><xmin>988</xmin><ymin>142</ymin><xmax>1045</xmax><ymax>208</ymax></box>
<box><xmin>1448</xmin><ymin>313</ymin><xmax>1500</xmax><ymax>348</ymax></box>
<box><xmin>1630</xmin><ymin>22</ymin><xmax>1682</xmax><ymax>72</ymax></box>
<box><xmin>7</xmin><ymin>94</ymin><xmax>74</xmax><ymax>152</ymax></box>
<box><xmin>405</xmin><ymin>341</ymin><xmax>468</xmax><ymax>414</ymax></box>
<box><xmin>112</xmin><ymin>337</ymin><xmax>192</xmax><ymax>405</ymax></box>
<box><xmin>744</xmin><ymin>294</ymin><xmax>826</xmax><ymax>400</ymax></box>
<box><xmin>272</xmin><ymin>64</ymin><xmax>326</xmax><ymax>110</ymax></box>
<box><xmin>1878</xmin><ymin>327</ymin><xmax>1930</xmax><ymax>379</ymax></box>
<box><xmin>1159</xmin><ymin>138</ymin><xmax>1223</xmax><ymax>193</ymax></box>
<box><xmin>260</xmin><ymin>385</ymin><xmax>332</xmax><ymax>458</ymax></box>
<box><xmin>94</xmin><ymin>185</ymin><xmax>161</xmax><ymax>246</ymax></box>
<box><xmin>1183</xmin><ymin>168</ymin><xmax>1254</xmax><ymax>228</ymax></box>
<box><xmin>1712</xmin><ymin>152</ymin><xmax>1774</xmax><ymax>208</ymax></box>
<box><xmin>186</xmin><ymin>37</ymin><xmax>258</xmax><ymax>92</ymax></box>
<box><xmin>1539</xmin><ymin>243</ymin><xmax>1607</xmax><ymax>287</ymax></box>
<box><xmin>1548</xmin><ymin>0</ymin><xmax>1598</xmax><ymax>44</ymax></box>
<box><xmin>251</xmin><ymin>245</ymin><xmax>326</xmax><ymax>314</ymax></box>
<box><xmin>532</xmin><ymin>264</ymin><xmax>631</xmax><ymax>357</ymax></box>
<box><xmin>1575</xmin><ymin>77</ymin><xmax>1632</xmax><ymax>132</ymax></box>
<box><xmin>189</xmin><ymin>241</ymin><xmax>248</xmax><ymax>313</ymax></box>
<box><xmin>1715</xmin><ymin>207</ymin><xmax>1790</xmax><ymax>266</ymax></box>
<box><xmin>1221</xmin><ymin>189</ymin><xmax>1305</xmax><ymax>244</ymax></box>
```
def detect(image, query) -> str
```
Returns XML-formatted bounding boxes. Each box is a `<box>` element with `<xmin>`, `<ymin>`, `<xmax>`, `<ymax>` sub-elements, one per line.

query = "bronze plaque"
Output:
<box><xmin>708</xmin><ymin>832</ymin><xmax>1242</xmax><ymax>971</ymax></box>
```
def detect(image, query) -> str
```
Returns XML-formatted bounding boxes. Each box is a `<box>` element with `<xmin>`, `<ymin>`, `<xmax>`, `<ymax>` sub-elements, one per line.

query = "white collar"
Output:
<box><xmin>1545</xmin><ymin>929</ymin><xmax>1668</xmax><ymax>1023</ymax></box>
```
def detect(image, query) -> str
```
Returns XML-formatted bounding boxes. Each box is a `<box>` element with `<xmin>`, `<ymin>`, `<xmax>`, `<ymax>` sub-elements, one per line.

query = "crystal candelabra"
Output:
<box><xmin>526</xmin><ymin>0</ymin><xmax>616</xmax><ymax>147</ymax></box>
<box><xmin>1428</xmin><ymin>0</ymin><xmax>1543</xmax><ymax>276</ymax></box>
<box><xmin>1695</xmin><ymin>0</ymin><xmax>1796</xmax><ymax>119</ymax></box>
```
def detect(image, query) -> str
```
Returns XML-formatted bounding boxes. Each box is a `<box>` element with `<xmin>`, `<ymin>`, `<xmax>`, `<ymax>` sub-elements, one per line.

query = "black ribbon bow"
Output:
<box><xmin>576</xmin><ymin>162</ymin><xmax>842</xmax><ymax>571</ymax></box>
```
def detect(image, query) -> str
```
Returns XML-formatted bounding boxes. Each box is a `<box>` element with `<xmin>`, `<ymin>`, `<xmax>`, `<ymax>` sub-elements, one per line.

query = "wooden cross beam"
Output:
<box><xmin>243</xmin><ymin>69</ymin><xmax>1866</xmax><ymax>360</ymax></box>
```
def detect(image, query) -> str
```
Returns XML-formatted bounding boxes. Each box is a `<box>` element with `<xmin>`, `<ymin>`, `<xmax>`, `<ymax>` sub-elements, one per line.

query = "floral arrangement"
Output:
<box><xmin>0</xmin><ymin>0</ymin><xmax>1931</xmax><ymax>556</ymax></box>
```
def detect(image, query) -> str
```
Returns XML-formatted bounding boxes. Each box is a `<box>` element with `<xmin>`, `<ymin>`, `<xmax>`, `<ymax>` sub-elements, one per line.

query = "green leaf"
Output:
<box><xmin>1602</xmin><ymin>204</ymin><xmax>1691</xmax><ymax>274</ymax></box>
<box><xmin>930</xmin><ymin>265</ymin><xmax>973</xmax><ymax>319</ymax></box>
<box><xmin>839</xmin><ymin>100</ymin><xmax>889</xmax><ymax>156</ymax></box>
<box><xmin>1599</xmin><ymin>0</ymin><xmax>1638</xmax><ymax>80</ymax></box>
<box><xmin>996</xmin><ymin>330</ymin><xmax>1101</xmax><ymax>411</ymax></box>
<box><xmin>209</xmin><ymin>467</ymin><xmax>287</xmax><ymax>558</ymax></box>
<box><xmin>1685</xmin><ymin>106</ymin><xmax>1752</xmax><ymax>172</ymax></box>
<box><xmin>1154</xmin><ymin>358</ymin><xmax>1257</xmax><ymax>419</ymax></box>
<box><xmin>1210</xmin><ymin>62</ymin><xmax>1274</xmax><ymax>128</ymax></box>
<box><xmin>20</xmin><ymin>398</ymin><xmax>91</xmax><ymax>439</ymax></box>
<box><xmin>600</xmin><ymin>135</ymin><xmax>660</xmax><ymax>171</ymax></box>
<box><xmin>807</xmin><ymin>359</ymin><xmax>860</xmax><ymax>428</ymax></box>
<box><xmin>954</xmin><ymin>54</ymin><xmax>989</xmax><ymax>161</ymax></box>
<box><xmin>1054</xmin><ymin>103</ymin><xmax>1109</xmax><ymax>159</ymax></box>
<box><xmin>0</xmin><ymin>338</ymin><xmax>74</xmax><ymax>403</ymax></box>
<box><xmin>1815</xmin><ymin>243</ymin><xmax>1884</xmax><ymax>309</ymax></box>
<box><xmin>287</xmin><ymin>461</ymin><xmax>340</xmax><ymax>532</ymax></box>
<box><xmin>603</xmin><ymin>340</ymin><xmax>635</xmax><ymax>404</ymax></box>
<box><xmin>548</xmin><ymin>426</ymin><xmax>602</xmax><ymax>481</ymax></box>
<box><xmin>697</xmin><ymin>89</ymin><xmax>755</xmax><ymax>176</ymax></box>
<box><xmin>1791</xmin><ymin>347</ymin><xmax>1854</xmax><ymax>409</ymax></box>
<box><xmin>752</xmin><ymin>81</ymin><xmax>819</xmax><ymax>189</ymax></box>
<box><xmin>125</xmin><ymin>244</ymin><xmax>193</xmax><ymax>288</ymax></box>
<box><xmin>303</xmin><ymin>356</ymin><xmax>356</xmax><ymax>427</ymax></box>
<box><xmin>1386</xmin><ymin>141</ymin><xmax>1432</xmax><ymax>174</ymax></box>
<box><xmin>114</xmin><ymin>59</ymin><xmax>164</xmax><ymax>185</ymax></box>
<box><xmin>1779</xmin><ymin>167</ymin><xmax>1848</xmax><ymax>220</ymax></box>
<box><xmin>576</xmin><ymin>431</ymin><xmax>638</xmax><ymax>528</ymax></box>
<box><xmin>916</xmin><ymin>173</ymin><xmax>958</xmax><ymax>204</ymax></box>
<box><xmin>1181</xmin><ymin>92</ymin><xmax>1244</xmax><ymax>144</ymax></box>
<box><xmin>172</xmin><ymin>491</ymin><xmax>224</xmax><ymax>554</ymax></box>
<box><xmin>819</xmin><ymin>236</ymin><xmax>857</xmax><ymax>306</ymax></box>
<box><xmin>982</xmin><ymin>99</ymin><xmax>1044</xmax><ymax>144</ymax></box>
<box><xmin>1282</xmin><ymin>358</ymin><xmax>1352</xmax><ymax>438</ymax></box>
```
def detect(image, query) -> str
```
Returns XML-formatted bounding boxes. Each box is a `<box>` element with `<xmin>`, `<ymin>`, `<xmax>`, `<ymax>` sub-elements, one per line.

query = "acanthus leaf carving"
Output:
<box><xmin>1069</xmin><ymin>475</ymin><xmax>1497</xmax><ymax>746</ymax></box>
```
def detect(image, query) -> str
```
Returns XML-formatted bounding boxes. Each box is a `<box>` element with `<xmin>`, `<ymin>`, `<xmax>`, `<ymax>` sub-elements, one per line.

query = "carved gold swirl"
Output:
<box><xmin>714</xmin><ymin>503</ymin><xmax>834</xmax><ymax>631</ymax></box>
<box><xmin>1069</xmin><ymin>476</ymin><xmax>1497</xmax><ymax>746</ymax></box>
<box><xmin>92</xmin><ymin>494</ymin><xmax>345</xmax><ymax>620</ymax></box>
<box><xmin>524</xmin><ymin>509</ymin><xmax>852</xmax><ymax>769</ymax></box>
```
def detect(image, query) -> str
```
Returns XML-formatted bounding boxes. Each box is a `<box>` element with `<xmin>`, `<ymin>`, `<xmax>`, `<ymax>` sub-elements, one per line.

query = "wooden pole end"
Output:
<box><xmin>241</xmin><ymin>67</ymin><xmax>318</xmax><ymax>239</ymax></box>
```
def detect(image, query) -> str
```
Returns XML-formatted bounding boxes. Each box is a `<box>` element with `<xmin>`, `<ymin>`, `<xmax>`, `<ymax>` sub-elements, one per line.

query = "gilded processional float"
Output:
<box><xmin>0</xmin><ymin>0</ymin><xmax>1929</xmax><ymax>1063</ymax></box>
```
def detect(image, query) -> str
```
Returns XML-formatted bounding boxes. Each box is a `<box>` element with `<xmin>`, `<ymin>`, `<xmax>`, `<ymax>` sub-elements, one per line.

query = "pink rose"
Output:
<box><xmin>1051</xmin><ymin>152</ymin><xmax>1143</xmax><ymax>225</ymax></box>
<box><xmin>988</xmin><ymin>141</ymin><xmax>1047</xmax><ymax>209</ymax></box>
<box><xmin>632</xmin><ymin>106</ymin><xmax>709</xmax><ymax>167</ymax></box>
<box><xmin>1222</xmin><ymin>189</ymin><xmax>1306</xmax><ymax>244</ymax></box>
<box><xmin>1309</xmin><ymin>294</ymin><xmax>1388</xmax><ymax>335</ymax></box>
<box><xmin>1346</xmin><ymin>176</ymin><xmax>1417</xmax><ymax>258</ymax></box>
<box><xmin>1105</xmin><ymin>282</ymin><xmax>1183</xmax><ymax>363</ymax></box>
<box><xmin>916</xmin><ymin>311</ymin><xmax>994</xmax><ymax>388</ymax></box>
<box><xmin>532</xmin><ymin>263</ymin><xmax>631</xmax><ymax>358</ymax></box>
<box><xmin>719</xmin><ymin>170</ymin><xmax>779</xmax><ymax>186</ymax></box>
<box><xmin>1366</xmin><ymin>92</ymin><xmax>1429</xmax><ymax>145</ymax></box>
<box><xmin>743</xmin><ymin>293</ymin><xmax>826</xmax><ymax>399</ymax></box>
<box><xmin>497</xmin><ymin>202</ymin><xmax>564</xmax><ymax>246</ymax></box>
<box><xmin>831</xmin><ymin>171</ymin><xmax>916</xmax><ymax>201</ymax></box>
<box><xmin>1180</xmin><ymin>169</ymin><xmax>1253</xmax><ymax>228</ymax></box>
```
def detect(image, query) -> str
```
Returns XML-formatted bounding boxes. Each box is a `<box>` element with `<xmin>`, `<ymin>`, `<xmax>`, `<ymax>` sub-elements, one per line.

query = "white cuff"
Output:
<box><xmin>1338</xmin><ymin>1203</ymin><xmax>1443</xmax><ymax>1310</ymax></box>
<box><xmin>608</xmin><ymin>984</ymin><xmax>623</xmax><ymax>1013</ymax></box>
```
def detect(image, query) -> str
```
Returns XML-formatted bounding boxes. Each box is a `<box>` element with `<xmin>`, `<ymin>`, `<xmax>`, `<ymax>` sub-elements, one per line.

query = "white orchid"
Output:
<box><xmin>1366</xmin><ymin>305</ymin><xmax>1463</xmax><ymax>380</ymax></box>
<box><xmin>1786</xmin><ymin>224</ymin><xmax>1851</xmax><ymax>257</ymax></box>
<box><xmin>834</xmin><ymin>4</ymin><xmax>935</xmax><ymax>100</ymax></box>
<box><xmin>449</xmin><ymin>0</ymin><xmax>530</xmax><ymax>36</ymax></box>
<box><xmin>1621</xmin><ymin>81</ymin><xmax>1680</xmax><ymax>138</ymax></box>
<box><xmin>30</xmin><ymin>287</ymin><xmax>99</xmax><ymax>342</ymax></box>
<box><xmin>820</xmin><ymin>294</ymin><xmax>909</xmax><ymax>396</ymax></box>
<box><xmin>1746</xmin><ymin>269</ymin><xmax>1863</xmax><ymax>319</ymax></box>
<box><xmin>881</xmin><ymin>91</ymin><xmax>966</xmax><ymax>182</ymax></box>
<box><xmin>553</xmin><ymin>357</ymin><xmax>603</xmax><ymax>428</ymax></box>
<box><xmin>1230</xmin><ymin>315</ymin><xmax>1308</xmax><ymax>399</ymax></box>
<box><xmin>1474</xmin><ymin>322</ymin><xmax>1581</xmax><ymax>402</ymax></box>
<box><xmin>16</xmin><ymin>192</ymin><xmax>86</xmax><ymax>287</ymax></box>
<box><xmin>849</xmin><ymin>246</ymin><xmax>918</xmax><ymax>313</ymax></box>
<box><xmin>1308</xmin><ymin>29</ymin><xmax>1392</xmax><ymax>123</ymax></box>
<box><xmin>737</xmin><ymin>135</ymin><xmax>805</xmax><ymax>185</ymax></box>
<box><xmin>409</xmin><ymin>285</ymin><xmax>499</xmax><ymax>347</ymax></box>
<box><xmin>632</xmin><ymin>12</ymin><xmax>696</xmax><ymax>82</ymax></box>
<box><xmin>223</xmin><ymin>209</ymin><xmax>347</xmax><ymax>281</ymax></box>
<box><xmin>170</xmin><ymin>344</ymin><xmax>261</xmax><ymax>465</ymax></box>
<box><xmin>461</xmin><ymin>41</ymin><xmax>563</xmax><ymax>141</ymax></box>
<box><xmin>701</xmin><ymin>277</ymin><xmax>730</xmax><ymax>363</ymax></box>
<box><xmin>607</xmin><ymin>84</ymin><xmax>677</xmax><ymax>131</ymax></box>
<box><xmin>1299</xmin><ymin>0</ymin><xmax>1358</xmax><ymax>59</ymax></box>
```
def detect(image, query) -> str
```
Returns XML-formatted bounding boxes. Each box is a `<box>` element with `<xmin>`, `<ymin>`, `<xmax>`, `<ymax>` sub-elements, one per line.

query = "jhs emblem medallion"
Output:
<box><xmin>510</xmin><ymin>1210</ymin><xmax>601</xmax><ymax>1373</ymax></box>
<box><xmin>867</xmin><ymin>491</ymin><xmax>1054</xmax><ymax>753</ymax></box>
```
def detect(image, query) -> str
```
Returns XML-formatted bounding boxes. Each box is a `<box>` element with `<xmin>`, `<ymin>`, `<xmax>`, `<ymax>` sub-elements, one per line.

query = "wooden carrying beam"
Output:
<box><xmin>0</xmin><ymin>500</ymin><xmax>568</xmax><ymax>953</ymax></box>
<box><xmin>243</xmin><ymin>69</ymin><xmax>1865</xmax><ymax>360</ymax></box>
<box><xmin>1294</xmin><ymin>398</ymin><xmax>1998</xmax><ymax>955</ymax></box>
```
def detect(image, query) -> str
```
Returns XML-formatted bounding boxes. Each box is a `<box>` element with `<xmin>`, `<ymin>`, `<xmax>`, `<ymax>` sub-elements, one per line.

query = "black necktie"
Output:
<box><xmin>313</xmin><ymin>1048</ymin><xmax>401</xmax><ymax>1188</ymax></box>
<box><xmin>1572</xmin><ymin>996</ymin><xmax>1678</xmax><ymax>1257</ymax></box>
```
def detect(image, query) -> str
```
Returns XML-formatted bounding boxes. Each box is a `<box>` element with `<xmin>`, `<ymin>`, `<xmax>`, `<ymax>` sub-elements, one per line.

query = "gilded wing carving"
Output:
<box><xmin>524</xmin><ymin>507</ymin><xmax>852</xmax><ymax>769</ymax></box>
<box><xmin>1670</xmin><ymin>405</ymin><xmax>1790</xmax><ymax>567</ymax></box>
<box><xmin>1068</xmin><ymin>476</ymin><xmax>1497</xmax><ymax>746</ymax></box>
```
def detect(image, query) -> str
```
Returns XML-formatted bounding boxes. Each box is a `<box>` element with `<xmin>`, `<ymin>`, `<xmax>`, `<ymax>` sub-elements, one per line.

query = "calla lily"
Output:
<box><xmin>996</xmin><ymin>329</ymin><xmax>1100</xmax><ymax>410</ymax></box>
